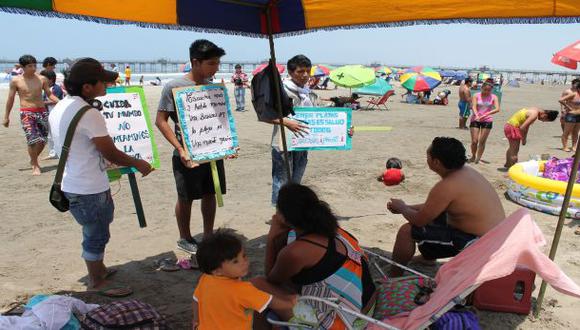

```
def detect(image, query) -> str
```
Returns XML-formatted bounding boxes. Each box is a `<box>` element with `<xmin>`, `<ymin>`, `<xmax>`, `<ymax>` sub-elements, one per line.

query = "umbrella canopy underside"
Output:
<box><xmin>1</xmin><ymin>0</ymin><xmax>579</xmax><ymax>38</ymax></box>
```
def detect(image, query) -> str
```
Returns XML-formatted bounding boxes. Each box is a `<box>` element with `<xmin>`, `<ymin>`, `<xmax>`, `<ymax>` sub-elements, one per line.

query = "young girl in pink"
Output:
<box><xmin>469</xmin><ymin>81</ymin><xmax>500</xmax><ymax>164</ymax></box>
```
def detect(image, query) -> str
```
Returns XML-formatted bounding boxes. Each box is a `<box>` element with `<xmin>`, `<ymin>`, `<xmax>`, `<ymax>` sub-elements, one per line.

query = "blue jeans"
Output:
<box><xmin>234</xmin><ymin>87</ymin><xmax>245</xmax><ymax>111</ymax></box>
<box><xmin>271</xmin><ymin>148</ymin><xmax>308</xmax><ymax>205</ymax></box>
<box><xmin>64</xmin><ymin>190</ymin><xmax>115</xmax><ymax>261</ymax></box>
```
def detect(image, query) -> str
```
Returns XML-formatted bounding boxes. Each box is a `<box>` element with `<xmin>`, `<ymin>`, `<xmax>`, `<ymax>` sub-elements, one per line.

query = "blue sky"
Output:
<box><xmin>0</xmin><ymin>12</ymin><xmax>578</xmax><ymax>71</ymax></box>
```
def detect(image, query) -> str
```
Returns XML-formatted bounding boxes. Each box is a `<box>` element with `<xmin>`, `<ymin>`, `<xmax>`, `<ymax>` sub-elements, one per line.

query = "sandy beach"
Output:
<box><xmin>1</xmin><ymin>81</ymin><xmax>579</xmax><ymax>329</ymax></box>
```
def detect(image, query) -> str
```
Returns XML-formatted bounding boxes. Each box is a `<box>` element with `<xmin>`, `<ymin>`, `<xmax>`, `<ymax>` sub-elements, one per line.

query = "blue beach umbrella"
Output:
<box><xmin>354</xmin><ymin>78</ymin><xmax>393</xmax><ymax>96</ymax></box>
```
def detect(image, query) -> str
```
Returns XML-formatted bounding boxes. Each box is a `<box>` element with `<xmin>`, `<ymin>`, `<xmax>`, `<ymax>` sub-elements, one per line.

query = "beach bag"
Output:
<box><xmin>77</xmin><ymin>299</ymin><xmax>168</xmax><ymax>330</ymax></box>
<box><xmin>373</xmin><ymin>276</ymin><xmax>437</xmax><ymax>319</ymax></box>
<box><xmin>430</xmin><ymin>310</ymin><xmax>480</xmax><ymax>330</ymax></box>
<box><xmin>251</xmin><ymin>60</ymin><xmax>293</xmax><ymax>122</ymax></box>
<box><xmin>49</xmin><ymin>105</ymin><xmax>92</xmax><ymax>212</ymax></box>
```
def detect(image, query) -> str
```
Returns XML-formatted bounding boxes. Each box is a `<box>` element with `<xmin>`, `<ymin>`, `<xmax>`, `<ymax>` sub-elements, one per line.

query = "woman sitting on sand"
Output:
<box><xmin>252</xmin><ymin>184</ymin><xmax>376</xmax><ymax>329</ymax></box>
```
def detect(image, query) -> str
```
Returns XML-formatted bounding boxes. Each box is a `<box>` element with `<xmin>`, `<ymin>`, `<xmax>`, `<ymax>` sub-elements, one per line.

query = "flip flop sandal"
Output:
<box><xmin>157</xmin><ymin>258</ymin><xmax>180</xmax><ymax>272</ymax></box>
<box><xmin>93</xmin><ymin>285</ymin><xmax>133</xmax><ymax>298</ymax></box>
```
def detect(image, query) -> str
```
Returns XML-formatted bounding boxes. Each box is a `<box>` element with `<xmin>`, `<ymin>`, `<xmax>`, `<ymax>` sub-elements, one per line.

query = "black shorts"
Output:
<box><xmin>469</xmin><ymin>121</ymin><xmax>493</xmax><ymax>129</ymax></box>
<box><xmin>564</xmin><ymin>113</ymin><xmax>580</xmax><ymax>123</ymax></box>
<box><xmin>411</xmin><ymin>213</ymin><xmax>479</xmax><ymax>260</ymax></box>
<box><xmin>172</xmin><ymin>156</ymin><xmax>226</xmax><ymax>201</ymax></box>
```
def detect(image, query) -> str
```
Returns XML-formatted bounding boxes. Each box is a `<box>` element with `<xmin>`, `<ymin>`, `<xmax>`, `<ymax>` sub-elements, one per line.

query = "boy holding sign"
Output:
<box><xmin>267</xmin><ymin>55</ymin><xmax>315</xmax><ymax>205</ymax></box>
<box><xmin>155</xmin><ymin>40</ymin><xmax>227</xmax><ymax>254</ymax></box>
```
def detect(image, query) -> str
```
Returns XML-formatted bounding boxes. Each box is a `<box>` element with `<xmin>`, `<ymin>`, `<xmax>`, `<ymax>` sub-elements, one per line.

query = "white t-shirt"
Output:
<box><xmin>49</xmin><ymin>96</ymin><xmax>110</xmax><ymax>194</ymax></box>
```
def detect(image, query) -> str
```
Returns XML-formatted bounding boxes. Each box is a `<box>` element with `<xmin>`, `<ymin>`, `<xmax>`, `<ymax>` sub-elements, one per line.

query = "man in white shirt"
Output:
<box><xmin>49</xmin><ymin>58</ymin><xmax>152</xmax><ymax>297</ymax></box>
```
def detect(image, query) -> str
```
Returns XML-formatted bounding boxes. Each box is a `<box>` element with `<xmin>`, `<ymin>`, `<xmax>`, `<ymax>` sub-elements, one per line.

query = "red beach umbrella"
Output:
<box><xmin>252</xmin><ymin>62</ymin><xmax>285</xmax><ymax>75</ymax></box>
<box><xmin>551</xmin><ymin>40</ymin><xmax>580</xmax><ymax>70</ymax></box>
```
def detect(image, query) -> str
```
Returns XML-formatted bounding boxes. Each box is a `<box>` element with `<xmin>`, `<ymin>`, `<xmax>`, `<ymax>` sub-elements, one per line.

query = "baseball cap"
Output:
<box><xmin>66</xmin><ymin>58</ymin><xmax>118</xmax><ymax>84</ymax></box>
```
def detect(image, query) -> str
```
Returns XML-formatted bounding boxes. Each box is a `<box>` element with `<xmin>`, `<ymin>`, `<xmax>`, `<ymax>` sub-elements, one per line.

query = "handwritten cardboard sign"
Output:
<box><xmin>288</xmin><ymin>107</ymin><xmax>352</xmax><ymax>151</ymax></box>
<box><xmin>172</xmin><ymin>84</ymin><xmax>238</xmax><ymax>162</ymax></box>
<box><xmin>98</xmin><ymin>86</ymin><xmax>160</xmax><ymax>176</ymax></box>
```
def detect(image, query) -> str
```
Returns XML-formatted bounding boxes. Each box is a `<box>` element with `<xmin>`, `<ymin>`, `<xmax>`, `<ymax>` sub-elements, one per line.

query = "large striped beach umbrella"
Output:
<box><xmin>1</xmin><ymin>1</ymin><xmax>578</xmax><ymax>38</ymax></box>
<box><xmin>311</xmin><ymin>65</ymin><xmax>331</xmax><ymax>77</ymax></box>
<box><xmin>374</xmin><ymin>66</ymin><xmax>393</xmax><ymax>75</ymax></box>
<box><xmin>400</xmin><ymin>66</ymin><xmax>442</xmax><ymax>92</ymax></box>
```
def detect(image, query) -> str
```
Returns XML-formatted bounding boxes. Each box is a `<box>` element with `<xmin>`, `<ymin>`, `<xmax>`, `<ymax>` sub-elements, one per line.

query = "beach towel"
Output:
<box><xmin>369</xmin><ymin>209</ymin><xmax>580</xmax><ymax>330</ymax></box>
<box><xmin>542</xmin><ymin>157</ymin><xmax>580</xmax><ymax>183</ymax></box>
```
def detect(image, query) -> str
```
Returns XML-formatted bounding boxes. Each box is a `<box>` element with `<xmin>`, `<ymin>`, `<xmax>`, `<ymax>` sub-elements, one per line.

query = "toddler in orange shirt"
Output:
<box><xmin>193</xmin><ymin>229</ymin><xmax>296</xmax><ymax>330</ymax></box>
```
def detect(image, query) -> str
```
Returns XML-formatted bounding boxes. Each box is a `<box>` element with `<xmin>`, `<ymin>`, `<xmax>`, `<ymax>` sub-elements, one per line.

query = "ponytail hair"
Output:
<box><xmin>276</xmin><ymin>184</ymin><xmax>338</xmax><ymax>238</ymax></box>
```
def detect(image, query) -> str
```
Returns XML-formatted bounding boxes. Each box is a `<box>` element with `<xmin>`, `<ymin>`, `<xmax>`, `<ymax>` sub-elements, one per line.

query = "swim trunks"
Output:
<box><xmin>458</xmin><ymin>100</ymin><xmax>470</xmax><ymax>118</ymax></box>
<box><xmin>20</xmin><ymin>109</ymin><xmax>49</xmax><ymax>145</ymax></box>
<box><xmin>411</xmin><ymin>213</ymin><xmax>479</xmax><ymax>260</ymax></box>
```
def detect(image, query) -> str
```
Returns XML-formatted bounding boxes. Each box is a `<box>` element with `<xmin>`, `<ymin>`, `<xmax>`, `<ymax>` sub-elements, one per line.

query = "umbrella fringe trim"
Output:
<box><xmin>1</xmin><ymin>7</ymin><xmax>579</xmax><ymax>38</ymax></box>
<box><xmin>0</xmin><ymin>7</ymin><xmax>268</xmax><ymax>38</ymax></box>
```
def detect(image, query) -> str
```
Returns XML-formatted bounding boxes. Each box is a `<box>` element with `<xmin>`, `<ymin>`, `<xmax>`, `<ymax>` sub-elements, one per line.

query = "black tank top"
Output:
<box><xmin>291</xmin><ymin>237</ymin><xmax>347</xmax><ymax>285</ymax></box>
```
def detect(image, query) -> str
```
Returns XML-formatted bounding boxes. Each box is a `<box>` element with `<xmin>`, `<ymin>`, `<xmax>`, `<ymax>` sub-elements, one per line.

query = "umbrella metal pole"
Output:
<box><xmin>265</xmin><ymin>5</ymin><xmax>292</xmax><ymax>183</ymax></box>
<box><xmin>534</xmin><ymin>138</ymin><xmax>580</xmax><ymax>317</ymax></box>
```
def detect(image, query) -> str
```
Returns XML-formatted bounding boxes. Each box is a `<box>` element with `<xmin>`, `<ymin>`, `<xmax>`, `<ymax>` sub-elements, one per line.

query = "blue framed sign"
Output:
<box><xmin>172</xmin><ymin>84</ymin><xmax>239</xmax><ymax>162</ymax></box>
<box><xmin>288</xmin><ymin>107</ymin><xmax>352</xmax><ymax>151</ymax></box>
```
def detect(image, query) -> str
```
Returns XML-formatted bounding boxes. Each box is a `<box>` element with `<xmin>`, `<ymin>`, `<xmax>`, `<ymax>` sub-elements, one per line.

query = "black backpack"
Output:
<box><xmin>251</xmin><ymin>61</ymin><xmax>294</xmax><ymax>122</ymax></box>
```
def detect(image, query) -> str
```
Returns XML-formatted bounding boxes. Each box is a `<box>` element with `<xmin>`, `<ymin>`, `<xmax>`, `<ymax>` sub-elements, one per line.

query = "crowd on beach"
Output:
<box><xmin>2</xmin><ymin>38</ymin><xmax>580</xmax><ymax>329</ymax></box>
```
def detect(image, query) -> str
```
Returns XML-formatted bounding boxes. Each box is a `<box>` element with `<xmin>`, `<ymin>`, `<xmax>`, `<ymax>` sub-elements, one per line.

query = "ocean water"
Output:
<box><xmin>0</xmin><ymin>72</ymin><xmax>236</xmax><ymax>90</ymax></box>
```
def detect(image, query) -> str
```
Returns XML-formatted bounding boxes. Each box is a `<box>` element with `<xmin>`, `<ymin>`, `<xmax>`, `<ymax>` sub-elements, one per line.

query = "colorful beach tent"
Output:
<box><xmin>1</xmin><ymin>1</ymin><xmax>579</xmax><ymax>37</ymax></box>
<box><xmin>551</xmin><ymin>40</ymin><xmax>580</xmax><ymax>70</ymax></box>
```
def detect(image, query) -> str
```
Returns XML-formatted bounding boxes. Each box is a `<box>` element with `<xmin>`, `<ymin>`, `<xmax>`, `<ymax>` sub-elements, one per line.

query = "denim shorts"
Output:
<box><xmin>64</xmin><ymin>190</ymin><xmax>115</xmax><ymax>261</ymax></box>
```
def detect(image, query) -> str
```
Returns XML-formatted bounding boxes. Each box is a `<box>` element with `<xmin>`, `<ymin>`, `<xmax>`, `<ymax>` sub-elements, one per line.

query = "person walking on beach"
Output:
<box><xmin>387</xmin><ymin>137</ymin><xmax>505</xmax><ymax>277</ymax></box>
<box><xmin>3</xmin><ymin>55</ymin><xmax>60</xmax><ymax>175</ymax></box>
<box><xmin>503</xmin><ymin>107</ymin><xmax>558</xmax><ymax>168</ymax></box>
<box><xmin>560</xmin><ymin>80</ymin><xmax>580</xmax><ymax>152</ymax></box>
<box><xmin>469</xmin><ymin>81</ymin><xmax>500</xmax><ymax>164</ymax></box>
<box><xmin>231</xmin><ymin>64</ymin><xmax>249</xmax><ymax>112</ymax></box>
<box><xmin>49</xmin><ymin>58</ymin><xmax>153</xmax><ymax>297</ymax></box>
<box><xmin>560</xmin><ymin>79</ymin><xmax>580</xmax><ymax>151</ymax></box>
<box><xmin>155</xmin><ymin>39</ymin><xmax>228</xmax><ymax>254</ymax></box>
<box><xmin>124</xmin><ymin>65</ymin><xmax>132</xmax><ymax>86</ymax></box>
<box><xmin>265</xmin><ymin>55</ymin><xmax>314</xmax><ymax>206</ymax></box>
<box><xmin>457</xmin><ymin>78</ymin><xmax>472</xmax><ymax>129</ymax></box>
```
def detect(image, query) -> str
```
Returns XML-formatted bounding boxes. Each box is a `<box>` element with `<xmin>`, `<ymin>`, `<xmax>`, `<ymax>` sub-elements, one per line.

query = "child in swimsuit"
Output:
<box><xmin>503</xmin><ymin>107</ymin><xmax>558</xmax><ymax>168</ymax></box>
<box><xmin>377</xmin><ymin>157</ymin><xmax>405</xmax><ymax>186</ymax></box>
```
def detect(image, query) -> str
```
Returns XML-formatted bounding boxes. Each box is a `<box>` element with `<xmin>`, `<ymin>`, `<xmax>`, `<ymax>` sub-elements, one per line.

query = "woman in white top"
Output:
<box><xmin>49</xmin><ymin>58</ymin><xmax>152</xmax><ymax>297</ymax></box>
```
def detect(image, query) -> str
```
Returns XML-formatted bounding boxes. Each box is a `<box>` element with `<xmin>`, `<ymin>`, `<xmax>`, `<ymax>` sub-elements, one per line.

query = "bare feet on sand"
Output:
<box><xmin>31</xmin><ymin>165</ymin><xmax>41</xmax><ymax>176</ymax></box>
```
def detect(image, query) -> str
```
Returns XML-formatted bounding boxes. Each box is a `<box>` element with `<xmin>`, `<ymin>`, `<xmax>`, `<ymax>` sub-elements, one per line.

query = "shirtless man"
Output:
<box><xmin>3</xmin><ymin>55</ymin><xmax>60</xmax><ymax>175</ymax></box>
<box><xmin>387</xmin><ymin>137</ymin><xmax>505</xmax><ymax>277</ymax></box>
<box><xmin>457</xmin><ymin>78</ymin><xmax>473</xmax><ymax>129</ymax></box>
